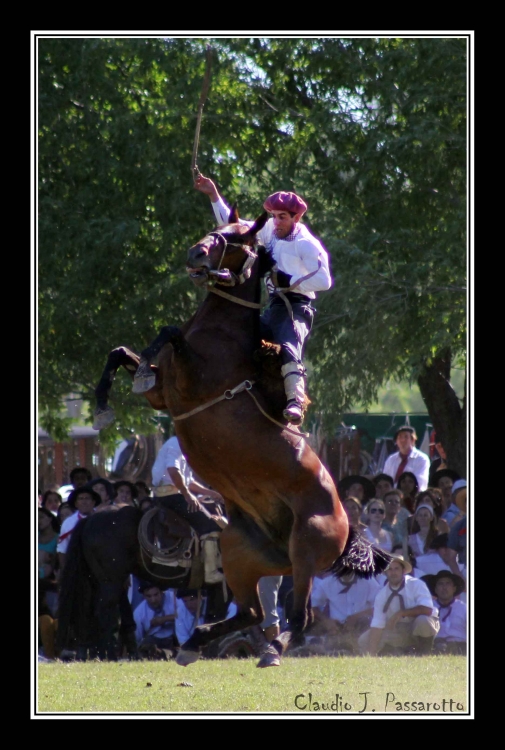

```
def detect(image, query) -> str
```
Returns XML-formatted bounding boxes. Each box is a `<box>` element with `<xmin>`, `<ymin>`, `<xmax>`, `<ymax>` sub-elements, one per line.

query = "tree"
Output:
<box><xmin>38</xmin><ymin>36</ymin><xmax>468</xmax><ymax>473</ymax></box>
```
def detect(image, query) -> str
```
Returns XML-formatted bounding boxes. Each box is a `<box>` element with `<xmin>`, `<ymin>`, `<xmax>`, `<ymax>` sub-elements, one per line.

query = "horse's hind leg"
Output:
<box><xmin>93</xmin><ymin>347</ymin><xmax>141</xmax><ymax>429</ymax></box>
<box><xmin>133</xmin><ymin>325</ymin><xmax>184</xmax><ymax>393</ymax></box>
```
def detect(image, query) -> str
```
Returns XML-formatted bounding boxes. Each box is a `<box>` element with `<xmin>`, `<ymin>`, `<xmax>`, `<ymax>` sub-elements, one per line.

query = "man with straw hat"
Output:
<box><xmin>358</xmin><ymin>554</ymin><xmax>440</xmax><ymax>656</ymax></box>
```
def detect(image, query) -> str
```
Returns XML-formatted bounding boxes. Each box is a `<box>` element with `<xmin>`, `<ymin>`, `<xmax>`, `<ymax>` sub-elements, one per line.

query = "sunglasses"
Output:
<box><xmin>370</xmin><ymin>508</ymin><xmax>385</xmax><ymax>514</ymax></box>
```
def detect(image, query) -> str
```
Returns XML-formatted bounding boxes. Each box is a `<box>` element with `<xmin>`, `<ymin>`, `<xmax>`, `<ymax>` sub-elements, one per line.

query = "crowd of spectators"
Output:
<box><xmin>37</xmin><ymin>425</ymin><xmax>468</xmax><ymax>661</ymax></box>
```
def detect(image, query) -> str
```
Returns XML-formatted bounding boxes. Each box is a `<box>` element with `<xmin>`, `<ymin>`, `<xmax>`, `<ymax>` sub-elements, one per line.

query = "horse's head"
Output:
<box><xmin>186</xmin><ymin>206</ymin><xmax>268</xmax><ymax>288</ymax></box>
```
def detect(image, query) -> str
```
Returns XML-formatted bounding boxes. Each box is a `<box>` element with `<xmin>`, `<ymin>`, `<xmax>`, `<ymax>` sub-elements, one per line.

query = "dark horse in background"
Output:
<box><xmin>76</xmin><ymin>206</ymin><xmax>391</xmax><ymax>668</ymax></box>
<box><xmin>57</xmin><ymin>502</ymin><xmax>228</xmax><ymax>660</ymax></box>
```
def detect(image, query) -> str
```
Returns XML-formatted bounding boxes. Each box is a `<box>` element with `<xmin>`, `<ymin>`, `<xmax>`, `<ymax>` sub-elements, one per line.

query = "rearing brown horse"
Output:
<box><xmin>93</xmin><ymin>206</ymin><xmax>391</xmax><ymax>667</ymax></box>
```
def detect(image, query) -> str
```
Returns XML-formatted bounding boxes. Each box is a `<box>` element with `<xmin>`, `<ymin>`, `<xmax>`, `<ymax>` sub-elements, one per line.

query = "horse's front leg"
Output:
<box><xmin>133</xmin><ymin>325</ymin><xmax>185</xmax><ymax>393</ymax></box>
<box><xmin>176</xmin><ymin>524</ymin><xmax>266</xmax><ymax>666</ymax></box>
<box><xmin>93</xmin><ymin>346</ymin><xmax>141</xmax><ymax>429</ymax></box>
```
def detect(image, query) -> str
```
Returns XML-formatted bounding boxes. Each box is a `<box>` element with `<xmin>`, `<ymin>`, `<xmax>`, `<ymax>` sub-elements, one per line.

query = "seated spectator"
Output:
<box><xmin>407</xmin><ymin>488</ymin><xmax>450</xmax><ymax>535</ymax></box>
<box><xmin>174</xmin><ymin>589</ymin><xmax>206</xmax><ymax>646</ymax></box>
<box><xmin>408</xmin><ymin>504</ymin><xmax>438</xmax><ymax>558</ymax></box>
<box><xmin>381</xmin><ymin>489</ymin><xmax>406</xmax><ymax>546</ymax></box>
<box><xmin>363</xmin><ymin>498</ymin><xmax>393</xmax><ymax>552</ymax></box>
<box><xmin>134</xmin><ymin>582</ymin><xmax>178</xmax><ymax>658</ymax></box>
<box><xmin>422</xmin><ymin>570</ymin><xmax>466</xmax><ymax>655</ymax></box>
<box><xmin>390</xmin><ymin>542</ymin><xmax>427</xmax><ymax>581</ymax></box>
<box><xmin>445</xmin><ymin>515</ymin><xmax>467</xmax><ymax>583</ymax></box>
<box><xmin>114</xmin><ymin>480</ymin><xmax>139</xmax><ymax>508</ymax></box>
<box><xmin>431</xmin><ymin>469</ymin><xmax>461</xmax><ymax>514</ymax></box>
<box><xmin>311</xmin><ymin>570</ymin><xmax>381</xmax><ymax>654</ymax></box>
<box><xmin>428</xmin><ymin>437</ymin><xmax>449</xmax><ymax>485</ymax></box>
<box><xmin>442</xmin><ymin>479</ymin><xmax>467</xmax><ymax>528</ymax></box>
<box><xmin>372</xmin><ymin>473</ymin><xmax>395</xmax><ymax>500</ymax></box>
<box><xmin>41</xmin><ymin>489</ymin><xmax>62</xmax><ymax>516</ymax></box>
<box><xmin>397</xmin><ymin>471</ymin><xmax>419</xmax><ymax>514</ymax></box>
<box><xmin>342</xmin><ymin>496</ymin><xmax>367</xmax><ymax>534</ymax></box>
<box><xmin>358</xmin><ymin>554</ymin><xmax>439</xmax><ymax>656</ymax></box>
<box><xmin>337</xmin><ymin>475</ymin><xmax>376</xmax><ymax>507</ymax></box>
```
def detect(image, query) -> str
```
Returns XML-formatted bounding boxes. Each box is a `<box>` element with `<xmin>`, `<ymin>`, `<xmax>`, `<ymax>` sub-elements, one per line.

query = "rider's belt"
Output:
<box><xmin>153</xmin><ymin>485</ymin><xmax>180</xmax><ymax>497</ymax></box>
<box><xmin>269</xmin><ymin>292</ymin><xmax>311</xmax><ymax>305</ymax></box>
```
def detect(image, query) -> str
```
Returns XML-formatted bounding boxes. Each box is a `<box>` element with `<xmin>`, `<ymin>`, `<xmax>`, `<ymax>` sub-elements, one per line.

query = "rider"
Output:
<box><xmin>193</xmin><ymin>175</ymin><xmax>333</xmax><ymax>425</ymax></box>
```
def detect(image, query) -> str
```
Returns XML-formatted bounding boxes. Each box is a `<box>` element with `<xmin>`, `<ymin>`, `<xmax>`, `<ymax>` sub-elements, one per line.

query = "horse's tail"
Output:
<box><xmin>329</xmin><ymin>526</ymin><xmax>393</xmax><ymax>579</ymax></box>
<box><xmin>56</xmin><ymin>517</ymin><xmax>95</xmax><ymax>651</ymax></box>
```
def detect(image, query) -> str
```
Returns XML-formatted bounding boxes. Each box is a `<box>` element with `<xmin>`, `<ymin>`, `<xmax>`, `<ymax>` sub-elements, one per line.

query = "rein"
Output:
<box><xmin>203</xmin><ymin>231</ymin><xmax>258</xmax><ymax>288</ymax></box>
<box><xmin>173</xmin><ymin>377</ymin><xmax>309</xmax><ymax>438</ymax></box>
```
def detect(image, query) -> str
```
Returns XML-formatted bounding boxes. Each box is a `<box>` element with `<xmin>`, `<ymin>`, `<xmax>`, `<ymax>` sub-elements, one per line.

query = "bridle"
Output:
<box><xmin>195</xmin><ymin>230</ymin><xmax>259</xmax><ymax>288</ymax></box>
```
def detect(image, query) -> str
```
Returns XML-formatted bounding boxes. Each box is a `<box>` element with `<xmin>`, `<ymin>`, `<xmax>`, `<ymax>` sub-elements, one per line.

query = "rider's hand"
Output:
<box><xmin>275</xmin><ymin>269</ymin><xmax>292</xmax><ymax>289</ymax></box>
<box><xmin>194</xmin><ymin>174</ymin><xmax>218</xmax><ymax>200</ymax></box>
<box><xmin>184</xmin><ymin>491</ymin><xmax>202</xmax><ymax>513</ymax></box>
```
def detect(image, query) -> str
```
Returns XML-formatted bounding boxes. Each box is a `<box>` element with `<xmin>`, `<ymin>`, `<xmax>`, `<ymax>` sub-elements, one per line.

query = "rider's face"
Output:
<box><xmin>270</xmin><ymin>210</ymin><xmax>300</xmax><ymax>238</ymax></box>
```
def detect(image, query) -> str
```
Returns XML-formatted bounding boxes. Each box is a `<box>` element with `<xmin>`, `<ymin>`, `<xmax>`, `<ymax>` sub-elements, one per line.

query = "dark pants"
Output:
<box><xmin>260</xmin><ymin>295</ymin><xmax>314</xmax><ymax>366</ymax></box>
<box><xmin>158</xmin><ymin>494</ymin><xmax>221</xmax><ymax>536</ymax></box>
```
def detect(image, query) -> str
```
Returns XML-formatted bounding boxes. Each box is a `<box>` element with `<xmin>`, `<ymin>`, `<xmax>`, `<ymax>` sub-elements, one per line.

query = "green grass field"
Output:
<box><xmin>37</xmin><ymin>655</ymin><xmax>468</xmax><ymax>716</ymax></box>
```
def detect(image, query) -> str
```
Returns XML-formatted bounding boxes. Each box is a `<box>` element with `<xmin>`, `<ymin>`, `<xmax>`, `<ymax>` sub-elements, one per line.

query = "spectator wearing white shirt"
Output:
<box><xmin>134</xmin><ymin>582</ymin><xmax>178</xmax><ymax>657</ymax></box>
<box><xmin>358</xmin><ymin>554</ymin><xmax>439</xmax><ymax>656</ymax></box>
<box><xmin>422</xmin><ymin>570</ymin><xmax>467</xmax><ymax>655</ymax></box>
<box><xmin>383</xmin><ymin>426</ymin><xmax>431</xmax><ymax>492</ymax></box>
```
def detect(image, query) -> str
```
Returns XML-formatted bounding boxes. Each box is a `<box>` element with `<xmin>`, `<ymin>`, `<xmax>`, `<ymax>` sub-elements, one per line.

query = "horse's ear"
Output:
<box><xmin>228</xmin><ymin>203</ymin><xmax>240</xmax><ymax>223</ymax></box>
<box><xmin>249</xmin><ymin>211</ymin><xmax>268</xmax><ymax>236</ymax></box>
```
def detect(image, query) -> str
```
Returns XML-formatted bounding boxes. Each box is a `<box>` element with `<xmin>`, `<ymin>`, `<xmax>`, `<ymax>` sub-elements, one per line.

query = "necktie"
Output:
<box><xmin>395</xmin><ymin>454</ymin><xmax>410</xmax><ymax>483</ymax></box>
<box><xmin>438</xmin><ymin>602</ymin><xmax>453</xmax><ymax>622</ymax></box>
<box><xmin>383</xmin><ymin>580</ymin><xmax>406</xmax><ymax>613</ymax></box>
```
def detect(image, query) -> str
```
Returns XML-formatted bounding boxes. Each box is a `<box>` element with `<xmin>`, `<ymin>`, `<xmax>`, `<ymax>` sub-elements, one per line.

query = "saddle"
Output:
<box><xmin>138</xmin><ymin>506</ymin><xmax>225</xmax><ymax>588</ymax></box>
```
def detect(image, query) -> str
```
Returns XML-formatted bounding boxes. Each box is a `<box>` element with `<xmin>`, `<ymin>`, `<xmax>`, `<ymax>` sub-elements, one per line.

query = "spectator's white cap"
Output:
<box><xmin>452</xmin><ymin>479</ymin><xmax>467</xmax><ymax>494</ymax></box>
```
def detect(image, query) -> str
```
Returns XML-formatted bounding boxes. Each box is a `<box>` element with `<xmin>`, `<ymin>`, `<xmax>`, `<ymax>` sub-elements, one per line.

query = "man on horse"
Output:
<box><xmin>193</xmin><ymin>176</ymin><xmax>333</xmax><ymax>426</ymax></box>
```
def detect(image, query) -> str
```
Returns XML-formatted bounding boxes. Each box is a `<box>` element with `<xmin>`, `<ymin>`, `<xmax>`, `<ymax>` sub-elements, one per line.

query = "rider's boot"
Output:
<box><xmin>281</xmin><ymin>362</ymin><xmax>305</xmax><ymax>426</ymax></box>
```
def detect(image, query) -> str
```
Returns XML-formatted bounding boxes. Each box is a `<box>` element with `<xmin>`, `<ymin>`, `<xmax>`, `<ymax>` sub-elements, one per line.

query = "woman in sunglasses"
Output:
<box><xmin>363</xmin><ymin>499</ymin><xmax>394</xmax><ymax>553</ymax></box>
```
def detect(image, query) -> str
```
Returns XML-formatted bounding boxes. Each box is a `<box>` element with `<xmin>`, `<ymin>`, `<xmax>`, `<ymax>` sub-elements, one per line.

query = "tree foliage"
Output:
<box><xmin>38</xmin><ymin>36</ymin><xmax>468</xmax><ymax>471</ymax></box>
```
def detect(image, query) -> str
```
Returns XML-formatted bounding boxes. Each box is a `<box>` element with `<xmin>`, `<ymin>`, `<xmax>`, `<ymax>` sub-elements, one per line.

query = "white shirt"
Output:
<box><xmin>370</xmin><ymin>575</ymin><xmax>437</xmax><ymax>629</ymax></box>
<box><xmin>211</xmin><ymin>197</ymin><xmax>332</xmax><ymax>299</ymax></box>
<box><xmin>174</xmin><ymin>598</ymin><xmax>206</xmax><ymax>645</ymax></box>
<box><xmin>383</xmin><ymin>446</ymin><xmax>431</xmax><ymax>491</ymax></box>
<box><xmin>56</xmin><ymin>511</ymin><xmax>86</xmax><ymax>554</ymax></box>
<box><xmin>151</xmin><ymin>436</ymin><xmax>194</xmax><ymax>489</ymax></box>
<box><xmin>134</xmin><ymin>591</ymin><xmax>176</xmax><ymax>643</ymax></box>
<box><xmin>311</xmin><ymin>575</ymin><xmax>381</xmax><ymax>623</ymax></box>
<box><xmin>363</xmin><ymin>526</ymin><xmax>393</xmax><ymax>553</ymax></box>
<box><xmin>436</xmin><ymin>597</ymin><xmax>466</xmax><ymax>642</ymax></box>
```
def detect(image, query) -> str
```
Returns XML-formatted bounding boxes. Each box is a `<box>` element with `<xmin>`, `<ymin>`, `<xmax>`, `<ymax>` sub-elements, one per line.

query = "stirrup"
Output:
<box><xmin>132</xmin><ymin>358</ymin><xmax>156</xmax><ymax>394</ymax></box>
<box><xmin>283</xmin><ymin>400</ymin><xmax>303</xmax><ymax>426</ymax></box>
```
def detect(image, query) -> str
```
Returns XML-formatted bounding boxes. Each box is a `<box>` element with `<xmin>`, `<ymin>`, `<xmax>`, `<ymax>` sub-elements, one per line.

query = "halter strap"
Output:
<box><xmin>205</xmin><ymin>231</ymin><xmax>258</xmax><ymax>287</ymax></box>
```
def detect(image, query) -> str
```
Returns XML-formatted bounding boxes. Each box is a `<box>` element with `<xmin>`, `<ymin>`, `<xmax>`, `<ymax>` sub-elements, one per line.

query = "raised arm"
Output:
<box><xmin>194</xmin><ymin>174</ymin><xmax>230</xmax><ymax>224</ymax></box>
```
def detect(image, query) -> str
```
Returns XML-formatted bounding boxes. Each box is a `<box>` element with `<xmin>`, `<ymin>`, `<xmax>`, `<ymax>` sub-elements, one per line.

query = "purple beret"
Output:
<box><xmin>263</xmin><ymin>191</ymin><xmax>308</xmax><ymax>216</ymax></box>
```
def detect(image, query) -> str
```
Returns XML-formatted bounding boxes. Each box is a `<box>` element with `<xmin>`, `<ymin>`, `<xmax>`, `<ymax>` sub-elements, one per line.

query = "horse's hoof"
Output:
<box><xmin>92</xmin><ymin>406</ymin><xmax>115</xmax><ymax>430</ymax></box>
<box><xmin>132</xmin><ymin>374</ymin><xmax>156</xmax><ymax>394</ymax></box>
<box><xmin>176</xmin><ymin>649</ymin><xmax>200</xmax><ymax>667</ymax></box>
<box><xmin>256</xmin><ymin>645</ymin><xmax>281</xmax><ymax>668</ymax></box>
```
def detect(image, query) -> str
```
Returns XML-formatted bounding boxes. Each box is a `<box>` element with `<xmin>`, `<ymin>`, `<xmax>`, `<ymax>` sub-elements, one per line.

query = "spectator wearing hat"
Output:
<box><xmin>134</xmin><ymin>582</ymin><xmax>178</xmax><ymax>657</ymax></box>
<box><xmin>422</xmin><ymin>571</ymin><xmax>466</xmax><ymax>654</ymax></box>
<box><xmin>337</xmin><ymin>475</ymin><xmax>376</xmax><ymax>506</ymax></box>
<box><xmin>372</xmin><ymin>473</ymin><xmax>395</xmax><ymax>500</ymax></box>
<box><xmin>383</xmin><ymin>426</ymin><xmax>431</xmax><ymax>492</ymax></box>
<box><xmin>363</xmin><ymin>498</ymin><xmax>394</xmax><ymax>553</ymax></box>
<box><xmin>56</xmin><ymin>486</ymin><xmax>100</xmax><ymax>570</ymax></box>
<box><xmin>192</xmin><ymin>174</ymin><xmax>332</xmax><ymax>426</ymax></box>
<box><xmin>408</xmin><ymin>488</ymin><xmax>450</xmax><ymax>536</ymax></box>
<box><xmin>442</xmin><ymin>479</ymin><xmax>467</xmax><ymax>528</ymax></box>
<box><xmin>358</xmin><ymin>554</ymin><xmax>439</xmax><ymax>656</ymax></box>
<box><xmin>431</xmin><ymin>469</ymin><xmax>461</xmax><ymax>514</ymax></box>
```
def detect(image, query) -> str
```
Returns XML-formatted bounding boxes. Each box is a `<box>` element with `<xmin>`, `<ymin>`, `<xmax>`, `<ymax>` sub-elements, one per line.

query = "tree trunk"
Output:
<box><xmin>417</xmin><ymin>349</ymin><xmax>467</xmax><ymax>478</ymax></box>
